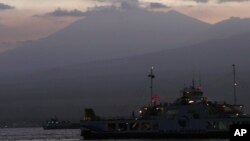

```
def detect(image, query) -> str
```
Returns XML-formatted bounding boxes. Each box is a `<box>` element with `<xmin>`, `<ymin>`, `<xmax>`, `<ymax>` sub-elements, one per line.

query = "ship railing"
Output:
<box><xmin>99</xmin><ymin>116</ymin><xmax>135</xmax><ymax>121</ymax></box>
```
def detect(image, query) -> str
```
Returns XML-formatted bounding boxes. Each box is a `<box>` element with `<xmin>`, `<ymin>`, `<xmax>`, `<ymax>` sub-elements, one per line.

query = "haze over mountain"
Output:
<box><xmin>200</xmin><ymin>17</ymin><xmax>250</xmax><ymax>41</ymax></box>
<box><xmin>1</xmin><ymin>31</ymin><xmax>250</xmax><ymax>123</ymax></box>
<box><xmin>1</xmin><ymin>7</ymin><xmax>250</xmax><ymax>75</ymax></box>
<box><xmin>0</xmin><ymin>9</ymin><xmax>210</xmax><ymax>73</ymax></box>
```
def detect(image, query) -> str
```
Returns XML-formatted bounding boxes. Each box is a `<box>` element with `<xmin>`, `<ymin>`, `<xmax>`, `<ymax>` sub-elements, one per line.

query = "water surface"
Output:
<box><xmin>0</xmin><ymin>128</ymin><xmax>228</xmax><ymax>141</ymax></box>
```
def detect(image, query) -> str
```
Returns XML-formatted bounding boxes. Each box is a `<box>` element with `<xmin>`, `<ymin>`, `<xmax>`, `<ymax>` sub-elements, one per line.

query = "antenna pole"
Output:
<box><xmin>192</xmin><ymin>69</ymin><xmax>195</xmax><ymax>88</ymax></box>
<box><xmin>232</xmin><ymin>64</ymin><xmax>237</xmax><ymax>105</ymax></box>
<box><xmin>192</xmin><ymin>79</ymin><xmax>195</xmax><ymax>88</ymax></box>
<box><xmin>199</xmin><ymin>71</ymin><xmax>202</xmax><ymax>87</ymax></box>
<box><xmin>148</xmin><ymin>67</ymin><xmax>155</xmax><ymax>105</ymax></box>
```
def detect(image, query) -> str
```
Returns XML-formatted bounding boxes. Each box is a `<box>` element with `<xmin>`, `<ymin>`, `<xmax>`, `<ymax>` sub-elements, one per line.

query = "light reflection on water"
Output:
<box><xmin>0</xmin><ymin>128</ymin><xmax>228</xmax><ymax>141</ymax></box>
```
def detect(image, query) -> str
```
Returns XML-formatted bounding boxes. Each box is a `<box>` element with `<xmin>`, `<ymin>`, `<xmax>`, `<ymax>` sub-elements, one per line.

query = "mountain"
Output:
<box><xmin>199</xmin><ymin>17</ymin><xmax>250</xmax><ymax>41</ymax></box>
<box><xmin>0</xmin><ymin>9</ymin><xmax>210</xmax><ymax>74</ymax></box>
<box><xmin>0</xmin><ymin>40</ymin><xmax>34</xmax><ymax>53</ymax></box>
<box><xmin>1</xmin><ymin>32</ymin><xmax>250</xmax><ymax>121</ymax></box>
<box><xmin>1</xmin><ymin>10</ymin><xmax>250</xmax><ymax>75</ymax></box>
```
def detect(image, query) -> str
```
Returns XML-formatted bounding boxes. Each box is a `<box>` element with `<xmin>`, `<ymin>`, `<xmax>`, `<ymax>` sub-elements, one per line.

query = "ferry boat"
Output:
<box><xmin>80</xmin><ymin>66</ymin><xmax>250</xmax><ymax>139</ymax></box>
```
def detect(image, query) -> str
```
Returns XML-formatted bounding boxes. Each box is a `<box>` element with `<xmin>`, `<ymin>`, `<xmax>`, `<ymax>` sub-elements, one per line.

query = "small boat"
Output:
<box><xmin>43</xmin><ymin>117</ymin><xmax>80</xmax><ymax>130</ymax></box>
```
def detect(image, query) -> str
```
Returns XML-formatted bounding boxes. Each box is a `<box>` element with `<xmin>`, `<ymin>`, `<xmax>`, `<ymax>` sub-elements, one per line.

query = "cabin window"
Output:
<box><xmin>141</xmin><ymin>122</ymin><xmax>151</xmax><ymax>130</ymax></box>
<box><xmin>193</xmin><ymin>113</ymin><xmax>200</xmax><ymax>119</ymax></box>
<box><xmin>243</xmin><ymin>121</ymin><xmax>248</xmax><ymax>124</ymax></box>
<box><xmin>219</xmin><ymin>121</ymin><xmax>227</xmax><ymax>129</ymax></box>
<box><xmin>153</xmin><ymin>123</ymin><xmax>159</xmax><ymax>130</ymax></box>
<box><xmin>118</xmin><ymin>123</ymin><xmax>128</xmax><ymax>131</ymax></box>
<box><xmin>108</xmin><ymin>123</ymin><xmax>116</xmax><ymax>131</ymax></box>
<box><xmin>130</xmin><ymin>122</ymin><xmax>139</xmax><ymax>130</ymax></box>
<box><xmin>229</xmin><ymin>122</ymin><xmax>233</xmax><ymax>126</ymax></box>
<box><xmin>167</xmin><ymin>110</ymin><xmax>179</xmax><ymax>117</ymax></box>
<box><xmin>206</xmin><ymin>121</ymin><xmax>216</xmax><ymax>129</ymax></box>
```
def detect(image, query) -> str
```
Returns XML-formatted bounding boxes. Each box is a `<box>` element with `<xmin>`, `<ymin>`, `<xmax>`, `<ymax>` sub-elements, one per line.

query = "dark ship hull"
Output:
<box><xmin>81</xmin><ymin>130</ymin><xmax>229</xmax><ymax>140</ymax></box>
<box><xmin>80</xmin><ymin>117</ymin><xmax>250</xmax><ymax>140</ymax></box>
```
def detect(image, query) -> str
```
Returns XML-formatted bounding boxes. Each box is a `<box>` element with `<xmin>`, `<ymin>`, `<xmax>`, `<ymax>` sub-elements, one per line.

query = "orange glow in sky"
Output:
<box><xmin>0</xmin><ymin>0</ymin><xmax>250</xmax><ymax>43</ymax></box>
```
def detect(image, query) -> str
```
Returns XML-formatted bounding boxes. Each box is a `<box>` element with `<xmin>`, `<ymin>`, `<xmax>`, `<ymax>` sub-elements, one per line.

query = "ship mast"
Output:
<box><xmin>148</xmin><ymin>66</ymin><xmax>155</xmax><ymax>105</ymax></box>
<box><xmin>198</xmin><ymin>71</ymin><xmax>202</xmax><ymax>87</ymax></box>
<box><xmin>192</xmin><ymin>79</ymin><xmax>195</xmax><ymax>88</ymax></box>
<box><xmin>232</xmin><ymin>64</ymin><xmax>237</xmax><ymax>105</ymax></box>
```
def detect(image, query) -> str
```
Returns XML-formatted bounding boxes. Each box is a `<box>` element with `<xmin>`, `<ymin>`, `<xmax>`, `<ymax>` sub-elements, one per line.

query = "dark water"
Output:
<box><xmin>0</xmin><ymin>128</ymin><xmax>228</xmax><ymax>141</ymax></box>
<box><xmin>0</xmin><ymin>128</ymin><xmax>80</xmax><ymax>141</ymax></box>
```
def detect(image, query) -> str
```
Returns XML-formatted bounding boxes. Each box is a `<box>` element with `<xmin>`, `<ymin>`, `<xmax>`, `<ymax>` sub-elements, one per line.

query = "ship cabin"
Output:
<box><xmin>137</xmin><ymin>85</ymin><xmax>246</xmax><ymax>120</ymax></box>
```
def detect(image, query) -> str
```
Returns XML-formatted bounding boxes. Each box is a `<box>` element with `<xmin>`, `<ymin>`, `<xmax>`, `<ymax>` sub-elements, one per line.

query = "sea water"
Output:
<box><xmin>0</xmin><ymin>128</ymin><xmax>80</xmax><ymax>141</ymax></box>
<box><xmin>0</xmin><ymin>128</ymin><xmax>228</xmax><ymax>141</ymax></box>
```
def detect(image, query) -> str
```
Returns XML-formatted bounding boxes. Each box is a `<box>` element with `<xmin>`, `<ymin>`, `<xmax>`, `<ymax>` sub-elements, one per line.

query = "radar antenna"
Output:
<box><xmin>232</xmin><ymin>64</ymin><xmax>237</xmax><ymax>105</ymax></box>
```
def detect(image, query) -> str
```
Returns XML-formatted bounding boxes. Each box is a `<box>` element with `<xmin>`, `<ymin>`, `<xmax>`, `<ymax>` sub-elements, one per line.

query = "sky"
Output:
<box><xmin>0</xmin><ymin>0</ymin><xmax>250</xmax><ymax>43</ymax></box>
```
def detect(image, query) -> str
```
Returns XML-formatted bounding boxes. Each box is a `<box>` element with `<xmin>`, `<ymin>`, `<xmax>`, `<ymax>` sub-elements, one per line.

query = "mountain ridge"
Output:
<box><xmin>0</xmin><ymin>9</ymin><xmax>210</xmax><ymax>73</ymax></box>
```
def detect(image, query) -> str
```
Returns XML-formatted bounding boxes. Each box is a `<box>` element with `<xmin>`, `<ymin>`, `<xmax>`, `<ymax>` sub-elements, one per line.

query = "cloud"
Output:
<box><xmin>36</xmin><ymin>0</ymin><xmax>141</xmax><ymax>18</ymax></box>
<box><xmin>89</xmin><ymin>0</ymin><xmax>141</xmax><ymax>10</ymax></box>
<box><xmin>0</xmin><ymin>3</ymin><xmax>15</xmax><ymax>10</ymax></box>
<box><xmin>120</xmin><ymin>0</ymin><xmax>139</xmax><ymax>10</ymax></box>
<box><xmin>91</xmin><ymin>0</ymin><xmax>140</xmax><ymax>9</ymax></box>
<box><xmin>188</xmin><ymin>0</ymin><xmax>250</xmax><ymax>3</ymax></box>
<box><xmin>218</xmin><ymin>0</ymin><xmax>250</xmax><ymax>3</ymax></box>
<box><xmin>91</xmin><ymin>0</ymin><xmax>138</xmax><ymax>3</ymax></box>
<box><xmin>44</xmin><ymin>8</ymin><xmax>86</xmax><ymax>17</ymax></box>
<box><xmin>191</xmin><ymin>0</ymin><xmax>209</xmax><ymax>3</ymax></box>
<box><xmin>182</xmin><ymin>0</ymin><xmax>209</xmax><ymax>3</ymax></box>
<box><xmin>148</xmin><ymin>2</ymin><xmax>169</xmax><ymax>9</ymax></box>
